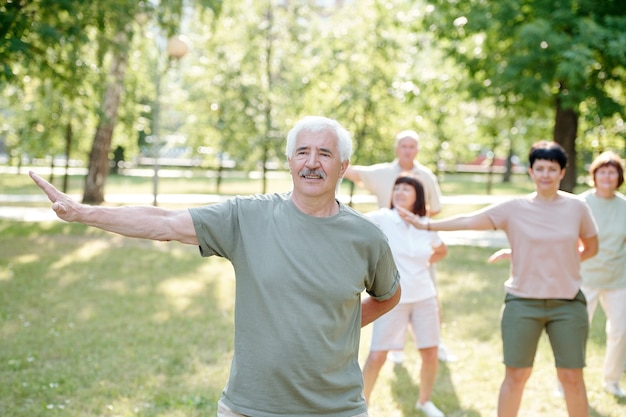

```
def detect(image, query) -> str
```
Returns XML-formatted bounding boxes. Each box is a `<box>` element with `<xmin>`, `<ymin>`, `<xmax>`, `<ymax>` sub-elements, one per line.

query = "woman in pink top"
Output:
<box><xmin>399</xmin><ymin>141</ymin><xmax>599</xmax><ymax>417</ymax></box>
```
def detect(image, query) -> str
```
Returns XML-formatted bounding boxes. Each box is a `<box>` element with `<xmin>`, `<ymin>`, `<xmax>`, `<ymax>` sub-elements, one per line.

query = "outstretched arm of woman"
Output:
<box><xmin>397</xmin><ymin>207</ymin><xmax>496</xmax><ymax>231</ymax></box>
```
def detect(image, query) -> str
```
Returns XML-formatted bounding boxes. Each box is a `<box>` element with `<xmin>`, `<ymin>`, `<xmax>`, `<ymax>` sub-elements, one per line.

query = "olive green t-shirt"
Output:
<box><xmin>189</xmin><ymin>193</ymin><xmax>399</xmax><ymax>417</ymax></box>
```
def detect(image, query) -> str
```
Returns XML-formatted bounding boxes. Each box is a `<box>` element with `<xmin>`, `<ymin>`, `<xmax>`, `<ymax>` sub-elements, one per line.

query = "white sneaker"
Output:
<box><xmin>604</xmin><ymin>382</ymin><xmax>626</xmax><ymax>398</ymax></box>
<box><xmin>553</xmin><ymin>381</ymin><xmax>564</xmax><ymax>398</ymax></box>
<box><xmin>415</xmin><ymin>400</ymin><xmax>445</xmax><ymax>417</ymax></box>
<box><xmin>438</xmin><ymin>344</ymin><xmax>457</xmax><ymax>363</ymax></box>
<box><xmin>388</xmin><ymin>351</ymin><xmax>405</xmax><ymax>364</ymax></box>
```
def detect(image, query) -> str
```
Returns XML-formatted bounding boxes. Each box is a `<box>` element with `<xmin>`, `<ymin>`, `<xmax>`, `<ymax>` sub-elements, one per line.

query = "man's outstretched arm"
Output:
<box><xmin>30</xmin><ymin>171</ymin><xmax>199</xmax><ymax>245</ymax></box>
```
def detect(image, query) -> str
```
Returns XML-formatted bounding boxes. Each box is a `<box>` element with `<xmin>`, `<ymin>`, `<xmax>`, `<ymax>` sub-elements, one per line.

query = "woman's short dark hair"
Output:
<box><xmin>529</xmin><ymin>141</ymin><xmax>568</xmax><ymax>169</ymax></box>
<box><xmin>390</xmin><ymin>175</ymin><xmax>427</xmax><ymax>216</ymax></box>
<box><xmin>589</xmin><ymin>151</ymin><xmax>625</xmax><ymax>188</ymax></box>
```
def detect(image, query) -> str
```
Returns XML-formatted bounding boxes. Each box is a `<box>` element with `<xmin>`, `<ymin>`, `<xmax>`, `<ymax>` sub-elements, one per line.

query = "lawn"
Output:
<box><xmin>1</xmin><ymin>169</ymin><xmax>621</xmax><ymax>416</ymax></box>
<box><xmin>1</xmin><ymin>219</ymin><xmax>623</xmax><ymax>417</ymax></box>
<box><xmin>0</xmin><ymin>166</ymin><xmax>546</xmax><ymax>197</ymax></box>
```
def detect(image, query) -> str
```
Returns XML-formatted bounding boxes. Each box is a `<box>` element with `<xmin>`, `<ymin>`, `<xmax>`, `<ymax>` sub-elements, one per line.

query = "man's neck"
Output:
<box><xmin>290</xmin><ymin>194</ymin><xmax>340</xmax><ymax>217</ymax></box>
<box><xmin>398</xmin><ymin>160</ymin><xmax>416</xmax><ymax>170</ymax></box>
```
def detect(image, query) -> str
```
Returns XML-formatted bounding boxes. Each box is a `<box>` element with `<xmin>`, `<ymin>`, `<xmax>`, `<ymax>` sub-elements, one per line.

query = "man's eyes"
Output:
<box><xmin>296</xmin><ymin>150</ymin><xmax>332</xmax><ymax>157</ymax></box>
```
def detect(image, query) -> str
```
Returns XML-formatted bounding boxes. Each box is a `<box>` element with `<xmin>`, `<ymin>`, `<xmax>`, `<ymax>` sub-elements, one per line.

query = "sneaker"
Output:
<box><xmin>604</xmin><ymin>382</ymin><xmax>626</xmax><ymax>398</ymax></box>
<box><xmin>415</xmin><ymin>400</ymin><xmax>445</xmax><ymax>417</ymax></box>
<box><xmin>388</xmin><ymin>351</ymin><xmax>405</xmax><ymax>364</ymax></box>
<box><xmin>438</xmin><ymin>344</ymin><xmax>457</xmax><ymax>363</ymax></box>
<box><xmin>553</xmin><ymin>381</ymin><xmax>564</xmax><ymax>398</ymax></box>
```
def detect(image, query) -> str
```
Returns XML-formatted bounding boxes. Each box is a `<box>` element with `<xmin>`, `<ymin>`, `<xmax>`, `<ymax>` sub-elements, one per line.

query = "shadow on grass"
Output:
<box><xmin>437</xmin><ymin>245</ymin><xmax>508</xmax><ymax>343</ymax></box>
<box><xmin>390</xmin><ymin>361</ymin><xmax>481</xmax><ymax>417</ymax></box>
<box><xmin>0</xmin><ymin>221</ymin><xmax>233</xmax><ymax>416</ymax></box>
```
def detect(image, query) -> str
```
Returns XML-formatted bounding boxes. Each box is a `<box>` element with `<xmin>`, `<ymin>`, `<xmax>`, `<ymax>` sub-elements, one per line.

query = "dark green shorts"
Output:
<box><xmin>501</xmin><ymin>290</ymin><xmax>588</xmax><ymax>368</ymax></box>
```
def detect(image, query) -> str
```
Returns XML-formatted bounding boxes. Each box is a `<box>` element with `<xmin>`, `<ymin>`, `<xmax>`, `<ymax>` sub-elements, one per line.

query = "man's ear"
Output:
<box><xmin>340</xmin><ymin>160</ymin><xmax>349</xmax><ymax>177</ymax></box>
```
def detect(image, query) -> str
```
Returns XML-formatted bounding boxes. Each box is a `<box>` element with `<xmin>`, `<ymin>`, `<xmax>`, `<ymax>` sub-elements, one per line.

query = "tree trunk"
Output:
<box><xmin>502</xmin><ymin>145</ymin><xmax>513</xmax><ymax>183</ymax></box>
<box><xmin>82</xmin><ymin>32</ymin><xmax>129</xmax><ymax>204</ymax></box>
<box><xmin>553</xmin><ymin>91</ymin><xmax>578</xmax><ymax>193</ymax></box>
<box><xmin>62</xmin><ymin>121</ymin><xmax>72</xmax><ymax>193</ymax></box>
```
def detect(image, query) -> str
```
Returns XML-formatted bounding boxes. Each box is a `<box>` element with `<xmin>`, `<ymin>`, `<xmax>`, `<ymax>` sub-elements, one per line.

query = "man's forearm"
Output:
<box><xmin>361</xmin><ymin>285</ymin><xmax>401</xmax><ymax>327</ymax></box>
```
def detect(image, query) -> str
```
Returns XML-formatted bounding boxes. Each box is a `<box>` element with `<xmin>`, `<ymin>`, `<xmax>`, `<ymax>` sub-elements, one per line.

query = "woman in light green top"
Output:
<box><xmin>579</xmin><ymin>151</ymin><xmax>626</xmax><ymax>399</ymax></box>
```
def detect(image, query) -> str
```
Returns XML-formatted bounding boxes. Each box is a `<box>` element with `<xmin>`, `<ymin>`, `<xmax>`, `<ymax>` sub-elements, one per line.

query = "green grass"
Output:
<box><xmin>0</xmin><ymin>169</ymin><xmax>551</xmax><ymax>221</ymax></box>
<box><xmin>1</xmin><ymin>220</ymin><xmax>624</xmax><ymax>417</ymax></box>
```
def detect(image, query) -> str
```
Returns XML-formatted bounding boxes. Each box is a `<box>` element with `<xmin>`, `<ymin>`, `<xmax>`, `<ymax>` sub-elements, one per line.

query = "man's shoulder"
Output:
<box><xmin>192</xmin><ymin>193</ymin><xmax>289</xmax><ymax>214</ymax></box>
<box><xmin>413</xmin><ymin>162</ymin><xmax>436</xmax><ymax>176</ymax></box>
<box><xmin>233</xmin><ymin>193</ymin><xmax>289</xmax><ymax>205</ymax></box>
<box><xmin>341</xmin><ymin>205</ymin><xmax>388</xmax><ymax>232</ymax></box>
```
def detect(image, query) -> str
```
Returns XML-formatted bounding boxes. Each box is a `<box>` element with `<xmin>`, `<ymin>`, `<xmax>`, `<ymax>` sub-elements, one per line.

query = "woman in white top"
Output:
<box><xmin>363</xmin><ymin>175</ymin><xmax>448</xmax><ymax>417</ymax></box>
<box><xmin>579</xmin><ymin>151</ymin><xmax>626</xmax><ymax>398</ymax></box>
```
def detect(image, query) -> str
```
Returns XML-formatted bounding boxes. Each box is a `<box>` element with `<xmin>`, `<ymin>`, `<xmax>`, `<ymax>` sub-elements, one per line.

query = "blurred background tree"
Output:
<box><xmin>423</xmin><ymin>0</ymin><xmax>626</xmax><ymax>191</ymax></box>
<box><xmin>1</xmin><ymin>0</ymin><xmax>624</xmax><ymax>198</ymax></box>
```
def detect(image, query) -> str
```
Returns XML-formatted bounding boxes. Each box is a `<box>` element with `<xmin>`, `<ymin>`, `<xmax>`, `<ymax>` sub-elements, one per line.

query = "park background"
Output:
<box><xmin>1</xmin><ymin>169</ymin><xmax>625</xmax><ymax>417</ymax></box>
<box><xmin>1</xmin><ymin>0</ymin><xmax>625</xmax><ymax>416</ymax></box>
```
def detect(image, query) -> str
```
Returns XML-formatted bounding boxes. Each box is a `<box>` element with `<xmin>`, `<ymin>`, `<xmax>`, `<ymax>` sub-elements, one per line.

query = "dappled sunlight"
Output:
<box><xmin>76</xmin><ymin>304</ymin><xmax>95</xmax><ymax>322</ymax></box>
<box><xmin>183</xmin><ymin>350</ymin><xmax>232</xmax><ymax>391</ymax></box>
<box><xmin>197</xmin><ymin>261</ymin><xmax>235</xmax><ymax>312</ymax></box>
<box><xmin>1</xmin><ymin>254</ymin><xmax>36</xmax><ymax>282</ymax></box>
<box><xmin>0</xmin><ymin>320</ymin><xmax>19</xmax><ymax>340</ymax></box>
<box><xmin>13</xmin><ymin>253</ymin><xmax>39</xmax><ymax>264</ymax></box>
<box><xmin>100</xmin><ymin>279</ymin><xmax>130</xmax><ymax>294</ymax></box>
<box><xmin>157</xmin><ymin>277</ymin><xmax>207</xmax><ymax>312</ymax></box>
<box><xmin>153</xmin><ymin>258</ymin><xmax>235</xmax><ymax>317</ymax></box>
<box><xmin>51</xmin><ymin>240</ymin><xmax>113</xmax><ymax>281</ymax></box>
<box><xmin>7</xmin><ymin>227</ymin><xmax>622</xmax><ymax>416</ymax></box>
<box><xmin>0</xmin><ymin>270</ymin><xmax>11</xmax><ymax>281</ymax></box>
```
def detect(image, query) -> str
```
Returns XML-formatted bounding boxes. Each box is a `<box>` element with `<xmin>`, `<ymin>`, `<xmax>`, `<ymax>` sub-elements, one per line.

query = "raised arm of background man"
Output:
<box><xmin>29</xmin><ymin>171</ymin><xmax>199</xmax><ymax>245</ymax></box>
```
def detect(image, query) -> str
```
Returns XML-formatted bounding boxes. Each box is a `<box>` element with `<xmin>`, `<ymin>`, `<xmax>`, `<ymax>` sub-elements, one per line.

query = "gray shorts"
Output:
<box><xmin>501</xmin><ymin>290</ymin><xmax>588</xmax><ymax>368</ymax></box>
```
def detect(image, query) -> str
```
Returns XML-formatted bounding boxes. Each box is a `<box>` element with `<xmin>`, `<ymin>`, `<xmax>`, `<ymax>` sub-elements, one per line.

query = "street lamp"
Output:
<box><xmin>151</xmin><ymin>34</ymin><xmax>189</xmax><ymax>206</ymax></box>
<box><xmin>167</xmin><ymin>35</ymin><xmax>190</xmax><ymax>59</ymax></box>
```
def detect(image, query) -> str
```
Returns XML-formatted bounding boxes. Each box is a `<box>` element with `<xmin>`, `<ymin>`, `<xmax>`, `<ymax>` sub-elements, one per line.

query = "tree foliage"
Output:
<box><xmin>2</xmin><ymin>0</ymin><xmax>623</xmax><ymax>199</ymax></box>
<box><xmin>423</xmin><ymin>0</ymin><xmax>626</xmax><ymax>191</ymax></box>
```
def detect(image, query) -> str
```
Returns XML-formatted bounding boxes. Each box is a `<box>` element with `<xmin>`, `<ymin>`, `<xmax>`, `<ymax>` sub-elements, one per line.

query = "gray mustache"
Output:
<box><xmin>299</xmin><ymin>169</ymin><xmax>327</xmax><ymax>179</ymax></box>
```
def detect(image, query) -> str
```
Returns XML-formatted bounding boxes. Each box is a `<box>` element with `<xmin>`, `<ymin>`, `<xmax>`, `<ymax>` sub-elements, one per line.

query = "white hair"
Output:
<box><xmin>285</xmin><ymin>116</ymin><xmax>353</xmax><ymax>162</ymax></box>
<box><xmin>394</xmin><ymin>130</ymin><xmax>420</xmax><ymax>144</ymax></box>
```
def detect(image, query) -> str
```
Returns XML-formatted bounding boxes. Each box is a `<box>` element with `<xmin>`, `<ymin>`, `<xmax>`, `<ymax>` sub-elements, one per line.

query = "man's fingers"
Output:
<box><xmin>52</xmin><ymin>202</ymin><xmax>67</xmax><ymax>215</ymax></box>
<box><xmin>29</xmin><ymin>170</ymin><xmax>59</xmax><ymax>202</ymax></box>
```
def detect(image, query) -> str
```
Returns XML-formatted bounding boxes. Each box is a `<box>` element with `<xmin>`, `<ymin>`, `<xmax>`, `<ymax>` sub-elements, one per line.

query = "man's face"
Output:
<box><xmin>288</xmin><ymin>129</ymin><xmax>348</xmax><ymax>199</ymax></box>
<box><xmin>395</xmin><ymin>137</ymin><xmax>419</xmax><ymax>164</ymax></box>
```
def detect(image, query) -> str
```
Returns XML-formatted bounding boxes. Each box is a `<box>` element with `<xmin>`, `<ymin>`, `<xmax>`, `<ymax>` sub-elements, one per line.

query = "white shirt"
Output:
<box><xmin>367</xmin><ymin>208</ymin><xmax>442</xmax><ymax>303</ymax></box>
<box><xmin>351</xmin><ymin>160</ymin><xmax>442</xmax><ymax>213</ymax></box>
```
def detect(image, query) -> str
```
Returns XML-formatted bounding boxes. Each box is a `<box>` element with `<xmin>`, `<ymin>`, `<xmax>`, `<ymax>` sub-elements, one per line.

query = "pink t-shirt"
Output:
<box><xmin>484</xmin><ymin>192</ymin><xmax>598</xmax><ymax>299</ymax></box>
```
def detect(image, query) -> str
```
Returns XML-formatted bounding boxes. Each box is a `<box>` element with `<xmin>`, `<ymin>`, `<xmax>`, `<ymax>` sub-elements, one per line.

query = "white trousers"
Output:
<box><xmin>582</xmin><ymin>286</ymin><xmax>626</xmax><ymax>384</ymax></box>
